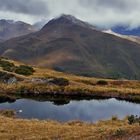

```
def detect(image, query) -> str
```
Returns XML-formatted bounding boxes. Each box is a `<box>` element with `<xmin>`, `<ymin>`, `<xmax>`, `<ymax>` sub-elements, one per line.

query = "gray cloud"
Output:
<box><xmin>0</xmin><ymin>0</ymin><xmax>140</xmax><ymax>29</ymax></box>
<box><xmin>81</xmin><ymin>0</ymin><xmax>131</xmax><ymax>10</ymax></box>
<box><xmin>80</xmin><ymin>0</ymin><xmax>137</xmax><ymax>15</ymax></box>
<box><xmin>0</xmin><ymin>0</ymin><xmax>49</xmax><ymax>15</ymax></box>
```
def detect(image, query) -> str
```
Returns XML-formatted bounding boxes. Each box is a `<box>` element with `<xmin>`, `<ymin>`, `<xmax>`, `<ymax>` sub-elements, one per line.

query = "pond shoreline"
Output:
<box><xmin>1</xmin><ymin>89</ymin><xmax>140</xmax><ymax>104</ymax></box>
<box><xmin>0</xmin><ymin>96</ymin><xmax>140</xmax><ymax>123</ymax></box>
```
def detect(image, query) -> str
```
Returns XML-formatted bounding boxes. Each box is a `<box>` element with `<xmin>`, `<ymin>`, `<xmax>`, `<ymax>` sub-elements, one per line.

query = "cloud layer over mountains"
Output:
<box><xmin>0</xmin><ymin>0</ymin><xmax>140</xmax><ymax>29</ymax></box>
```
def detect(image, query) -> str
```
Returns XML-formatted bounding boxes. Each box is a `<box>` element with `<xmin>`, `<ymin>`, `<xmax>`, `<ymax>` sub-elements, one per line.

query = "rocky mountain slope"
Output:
<box><xmin>0</xmin><ymin>15</ymin><xmax>140</xmax><ymax>79</ymax></box>
<box><xmin>0</xmin><ymin>19</ymin><xmax>36</xmax><ymax>41</ymax></box>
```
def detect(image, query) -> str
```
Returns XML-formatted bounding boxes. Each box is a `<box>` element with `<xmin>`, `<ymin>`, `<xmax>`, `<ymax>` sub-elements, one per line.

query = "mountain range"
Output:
<box><xmin>0</xmin><ymin>19</ymin><xmax>36</xmax><ymax>41</ymax></box>
<box><xmin>0</xmin><ymin>15</ymin><xmax>140</xmax><ymax>79</ymax></box>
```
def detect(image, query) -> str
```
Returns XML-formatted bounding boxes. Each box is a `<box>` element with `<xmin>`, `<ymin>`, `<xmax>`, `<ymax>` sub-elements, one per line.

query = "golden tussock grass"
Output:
<box><xmin>0</xmin><ymin>115</ymin><xmax>139</xmax><ymax>140</ymax></box>
<box><xmin>1</xmin><ymin>59</ymin><xmax>140</xmax><ymax>101</ymax></box>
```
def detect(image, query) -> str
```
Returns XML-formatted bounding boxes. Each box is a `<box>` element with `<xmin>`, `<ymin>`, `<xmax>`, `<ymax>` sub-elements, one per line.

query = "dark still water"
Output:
<box><xmin>0</xmin><ymin>98</ymin><xmax>140</xmax><ymax>122</ymax></box>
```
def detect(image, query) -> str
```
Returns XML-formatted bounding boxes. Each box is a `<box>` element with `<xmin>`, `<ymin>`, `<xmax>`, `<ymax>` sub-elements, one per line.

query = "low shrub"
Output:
<box><xmin>111</xmin><ymin>116</ymin><xmax>118</xmax><ymax>121</ymax></box>
<box><xmin>0</xmin><ymin>60</ymin><xmax>15</xmax><ymax>72</ymax></box>
<box><xmin>50</xmin><ymin>78</ymin><xmax>69</xmax><ymax>86</ymax></box>
<box><xmin>81</xmin><ymin>80</ymin><xmax>95</xmax><ymax>85</ymax></box>
<box><xmin>113</xmin><ymin>128</ymin><xmax>125</xmax><ymax>137</ymax></box>
<box><xmin>132</xmin><ymin>96</ymin><xmax>140</xmax><ymax>102</ymax></box>
<box><xmin>15</xmin><ymin>65</ymin><xmax>35</xmax><ymax>76</ymax></box>
<box><xmin>0</xmin><ymin>59</ymin><xmax>35</xmax><ymax>76</ymax></box>
<box><xmin>96</xmin><ymin>80</ymin><xmax>108</xmax><ymax>85</ymax></box>
<box><xmin>128</xmin><ymin>115</ymin><xmax>140</xmax><ymax>125</ymax></box>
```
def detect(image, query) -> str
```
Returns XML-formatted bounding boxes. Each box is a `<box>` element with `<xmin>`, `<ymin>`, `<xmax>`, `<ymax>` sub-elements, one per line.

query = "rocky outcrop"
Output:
<box><xmin>0</xmin><ymin>71</ymin><xmax>20</xmax><ymax>84</ymax></box>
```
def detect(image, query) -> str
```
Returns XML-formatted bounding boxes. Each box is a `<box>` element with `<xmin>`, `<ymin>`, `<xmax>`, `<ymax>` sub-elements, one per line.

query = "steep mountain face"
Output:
<box><xmin>0</xmin><ymin>15</ymin><xmax>140</xmax><ymax>79</ymax></box>
<box><xmin>0</xmin><ymin>19</ymin><xmax>37</xmax><ymax>41</ymax></box>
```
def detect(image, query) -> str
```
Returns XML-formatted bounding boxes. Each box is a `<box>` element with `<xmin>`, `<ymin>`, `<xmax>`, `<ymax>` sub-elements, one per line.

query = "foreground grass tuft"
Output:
<box><xmin>0</xmin><ymin>110</ymin><xmax>15</xmax><ymax>117</ymax></box>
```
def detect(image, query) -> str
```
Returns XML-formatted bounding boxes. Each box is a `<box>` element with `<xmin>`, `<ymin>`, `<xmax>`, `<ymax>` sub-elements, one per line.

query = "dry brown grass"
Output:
<box><xmin>1</xmin><ymin>59</ymin><xmax>140</xmax><ymax>101</ymax></box>
<box><xmin>0</xmin><ymin>115</ymin><xmax>139</xmax><ymax>140</ymax></box>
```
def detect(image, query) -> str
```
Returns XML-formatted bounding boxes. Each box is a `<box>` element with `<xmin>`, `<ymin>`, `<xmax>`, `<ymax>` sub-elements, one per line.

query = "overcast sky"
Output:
<box><xmin>0</xmin><ymin>0</ymin><xmax>140</xmax><ymax>29</ymax></box>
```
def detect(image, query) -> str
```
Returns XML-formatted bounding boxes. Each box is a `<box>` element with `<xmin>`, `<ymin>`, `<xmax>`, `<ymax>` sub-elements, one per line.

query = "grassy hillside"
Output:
<box><xmin>0</xmin><ymin>15</ymin><xmax>140</xmax><ymax>79</ymax></box>
<box><xmin>0</xmin><ymin>57</ymin><xmax>140</xmax><ymax>102</ymax></box>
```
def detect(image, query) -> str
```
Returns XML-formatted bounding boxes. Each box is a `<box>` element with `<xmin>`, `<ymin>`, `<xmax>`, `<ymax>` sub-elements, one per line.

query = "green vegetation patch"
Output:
<box><xmin>96</xmin><ymin>80</ymin><xmax>108</xmax><ymax>85</ymax></box>
<box><xmin>50</xmin><ymin>78</ymin><xmax>69</xmax><ymax>86</ymax></box>
<box><xmin>128</xmin><ymin>115</ymin><xmax>140</xmax><ymax>125</ymax></box>
<box><xmin>0</xmin><ymin>58</ymin><xmax>35</xmax><ymax>76</ymax></box>
<box><xmin>15</xmin><ymin>65</ymin><xmax>35</xmax><ymax>76</ymax></box>
<box><xmin>0</xmin><ymin>59</ymin><xmax>15</xmax><ymax>72</ymax></box>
